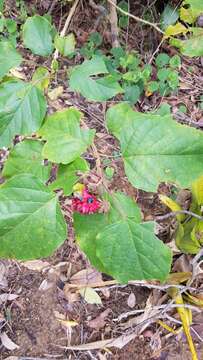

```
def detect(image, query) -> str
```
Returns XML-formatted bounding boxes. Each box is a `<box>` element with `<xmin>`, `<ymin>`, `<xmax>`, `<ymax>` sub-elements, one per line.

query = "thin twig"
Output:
<box><xmin>53</xmin><ymin>0</ymin><xmax>80</xmax><ymax>60</ymax></box>
<box><xmin>156</xmin><ymin>210</ymin><xmax>203</xmax><ymax>222</ymax></box>
<box><xmin>148</xmin><ymin>37</ymin><xmax>165</xmax><ymax>64</ymax></box>
<box><xmin>114</xmin><ymin>303</ymin><xmax>201</xmax><ymax>322</ymax></box>
<box><xmin>106</xmin><ymin>0</ymin><xmax>164</xmax><ymax>34</ymax></box>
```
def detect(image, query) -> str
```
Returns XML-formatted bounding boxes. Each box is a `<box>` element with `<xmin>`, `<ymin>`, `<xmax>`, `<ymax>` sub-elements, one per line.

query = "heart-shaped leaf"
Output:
<box><xmin>0</xmin><ymin>174</ymin><xmax>66</xmax><ymax>259</ymax></box>
<box><xmin>106</xmin><ymin>103</ymin><xmax>203</xmax><ymax>192</ymax></box>
<box><xmin>2</xmin><ymin>140</ymin><xmax>51</xmax><ymax>182</ymax></box>
<box><xmin>74</xmin><ymin>192</ymin><xmax>172</xmax><ymax>282</ymax></box>
<box><xmin>0</xmin><ymin>41</ymin><xmax>22</xmax><ymax>80</ymax></box>
<box><xmin>0</xmin><ymin>79</ymin><xmax>47</xmax><ymax>148</ymax></box>
<box><xmin>23</xmin><ymin>15</ymin><xmax>54</xmax><ymax>56</ymax></box>
<box><xmin>38</xmin><ymin>108</ymin><xmax>95</xmax><ymax>164</ymax></box>
<box><xmin>69</xmin><ymin>56</ymin><xmax>123</xmax><ymax>101</ymax></box>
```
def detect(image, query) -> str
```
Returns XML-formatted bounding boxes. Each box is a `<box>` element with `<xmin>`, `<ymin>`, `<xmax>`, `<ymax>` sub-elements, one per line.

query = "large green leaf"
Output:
<box><xmin>49</xmin><ymin>157</ymin><xmax>89</xmax><ymax>195</ymax></box>
<box><xmin>106</xmin><ymin>103</ymin><xmax>203</xmax><ymax>192</ymax></box>
<box><xmin>170</xmin><ymin>28</ymin><xmax>203</xmax><ymax>57</ymax></box>
<box><xmin>0</xmin><ymin>79</ymin><xmax>47</xmax><ymax>148</ymax></box>
<box><xmin>74</xmin><ymin>192</ymin><xmax>172</xmax><ymax>282</ymax></box>
<box><xmin>38</xmin><ymin>108</ymin><xmax>95</xmax><ymax>164</ymax></box>
<box><xmin>0</xmin><ymin>41</ymin><xmax>22</xmax><ymax>79</ymax></box>
<box><xmin>2</xmin><ymin>140</ymin><xmax>51</xmax><ymax>182</ymax></box>
<box><xmin>69</xmin><ymin>56</ymin><xmax>123</xmax><ymax>101</ymax></box>
<box><xmin>23</xmin><ymin>15</ymin><xmax>54</xmax><ymax>56</ymax></box>
<box><xmin>0</xmin><ymin>174</ymin><xmax>66</xmax><ymax>259</ymax></box>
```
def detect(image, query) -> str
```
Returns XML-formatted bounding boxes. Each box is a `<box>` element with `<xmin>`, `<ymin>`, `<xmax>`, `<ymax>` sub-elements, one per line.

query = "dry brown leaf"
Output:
<box><xmin>63</xmin><ymin>286</ymin><xmax>80</xmax><ymax>303</ymax></box>
<box><xmin>173</xmin><ymin>254</ymin><xmax>192</xmax><ymax>273</ymax></box>
<box><xmin>22</xmin><ymin>260</ymin><xmax>50</xmax><ymax>271</ymax></box>
<box><xmin>0</xmin><ymin>293</ymin><xmax>19</xmax><ymax>305</ymax></box>
<box><xmin>127</xmin><ymin>292</ymin><xmax>136</xmax><ymax>308</ymax></box>
<box><xmin>48</xmin><ymin>86</ymin><xmax>63</xmax><ymax>100</ymax></box>
<box><xmin>70</xmin><ymin>268</ymin><xmax>102</xmax><ymax>286</ymax></box>
<box><xmin>88</xmin><ymin>309</ymin><xmax>111</xmax><ymax>330</ymax></box>
<box><xmin>38</xmin><ymin>279</ymin><xmax>54</xmax><ymax>291</ymax></box>
<box><xmin>100</xmin><ymin>287</ymin><xmax>110</xmax><ymax>299</ymax></box>
<box><xmin>0</xmin><ymin>332</ymin><xmax>19</xmax><ymax>350</ymax></box>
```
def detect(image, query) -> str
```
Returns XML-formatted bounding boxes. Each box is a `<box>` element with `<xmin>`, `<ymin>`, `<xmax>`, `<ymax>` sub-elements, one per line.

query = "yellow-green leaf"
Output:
<box><xmin>159</xmin><ymin>195</ymin><xmax>185</xmax><ymax>222</ymax></box>
<box><xmin>164</xmin><ymin>22</ymin><xmax>188</xmax><ymax>37</ymax></box>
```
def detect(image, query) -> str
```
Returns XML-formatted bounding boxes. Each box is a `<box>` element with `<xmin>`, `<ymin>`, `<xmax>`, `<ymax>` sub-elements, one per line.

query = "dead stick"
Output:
<box><xmin>106</xmin><ymin>0</ymin><xmax>164</xmax><ymax>34</ymax></box>
<box><xmin>109</xmin><ymin>0</ymin><xmax>120</xmax><ymax>47</ymax></box>
<box><xmin>53</xmin><ymin>0</ymin><xmax>80</xmax><ymax>60</ymax></box>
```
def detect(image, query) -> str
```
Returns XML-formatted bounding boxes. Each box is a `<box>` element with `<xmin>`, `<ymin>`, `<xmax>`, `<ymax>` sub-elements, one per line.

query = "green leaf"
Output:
<box><xmin>156</xmin><ymin>103</ymin><xmax>171</xmax><ymax>116</ymax></box>
<box><xmin>123</xmin><ymin>85</ymin><xmax>141</xmax><ymax>104</ymax></box>
<box><xmin>181</xmin><ymin>0</ymin><xmax>203</xmax><ymax>23</ymax></box>
<box><xmin>160</xmin><ymin>4</ymin><xmax>179</xmax><ymax>30</ymax></box>
<box><xmin>0</xmin><ymin>0</ymin><xmax>4</xmax><ymax>12</ymax></box>
<box><xmin>74</xmin><ymin>192</ymin><xmax>172</xmax><ymax>282</ymax></box>
<box><xmin>180</xmin><ymin>6</ymin><xmax>197</xmax><ymax>24</ymax></box>
<box><xmin>147</xmin><ymin>81</ymin><xmax>159</xmax><ymax>93</ymax></box>
<box><xmin>97</xmin><ymin>220</ymin><xmax>171</xmax><ymax>282</ymax></box>
<box><xmin>89</xmin><ymin>32</ymin><xmax>103</xmax><ymax>46</ymax></box>
<box><xmin>0</xmin><ymin>17</ymin><xmax>4</xmax><ymax>32</ymax></box>
<box><xmin>169</xmin><ymin>55</ymin><xmax>181</xmax><ymax>68</ymax></box>
<box><xmin>32</xmin><ymin>66</ymin><xmax>50</xmax><ymax>91</ymax></box>
<box><xmin>54</xmin><ymin>33</ymin><xmax>76</xmax><ymax>57</ymax></box>
<box><xmin>178</xmin><ymin>104</ymin><xmax>187</xmax><ymax>113</ymax></box>
<box><xmin>155</xmin><ymin>53</ymin><xmax>170</xmax><ymax>67</ymax></box>
<box><xmin>157</xmin><ymin>68</ymin><xmax>171</xmax><ymax>81</ymax></box>
<box><xmin>118</xmin><ymin>0</ymin><xmax>129</xmax><ymax>28</ymax></box>
<box><xmin>0</xmin><ymin>41</ymin><xmax>22</xmax><ymax>80</ymax></box>
<box><xmin>0</xmin><ymin>174</ymin><xmax>66</xmax><ymax>259</ymax></box>
<box><xmin>23</xmin><ymin>15</ymin><xmax>54</xmax><ymax>56</ymax></box>
<box><xmin>191</xmin><ymin>220</ymin><xmax>203</xmax><ymax>246</ymax></box>
<box><xmin>2</xmin><ymin>140</ymin><xmax>51</xmax><ymax>182</ymax></box>
<box><xmin>6</xmin><ymin>19</ymin><xmax>17</xmax><ymax>33</ymax></box>
<box><xmin>176</xmin><ymin>220</ymin><xmax>201</xmax><ymax>254</ymax></box>
<box><xmin>106</xmin><ymin>103</ymin><xmax>203</xmax><ymax>192</ymax></box>
<box><xmin>69</xmin><ymin>56</ymin><xmax>123</xmax><ymax>101</ymax></box>
<box><xmin>38</xmin><ymin>108</ymin><xmax>95</xmax><ymax>164</ymax></box>
<box><xmin>49</xmin><ymin>157</ymin><xmax>89</xmax><ymax>195</ymax></box>
<box><xmin>170</xmin><ymin>28</ymin><xmax>203</xmax><ymax>57</ymax></box>
<box><xmin>0</xmin><ymin>79</ymin><xmax>47</xmax><ymax>148</ymax></box>
<box><xmin>192</xmin><ymin>175</ymin><xmax>203</xmax><ymax>205</ymax></box>
<box><xmin>105</xmin><ymin>166</ymin><xmax>114</xmax><ymax>180</ymax></box>
<box><xmin>74</xmin><ymin>212</ymin><xmax>108</xmax><ymax>272</ymax></box>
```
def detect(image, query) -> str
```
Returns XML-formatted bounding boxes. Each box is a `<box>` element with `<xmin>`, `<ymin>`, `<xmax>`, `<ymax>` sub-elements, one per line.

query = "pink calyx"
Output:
<box><xmin>72</xmin><ymin>188</ymin><xmax>100</xmax><ymax>214</ymax></box>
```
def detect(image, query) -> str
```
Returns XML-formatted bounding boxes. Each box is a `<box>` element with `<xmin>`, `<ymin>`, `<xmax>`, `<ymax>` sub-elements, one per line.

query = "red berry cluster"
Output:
<box><xmin>72</xmin><ymin>188</ymin><xmax>100</xmax><ymax>214</ymax></box>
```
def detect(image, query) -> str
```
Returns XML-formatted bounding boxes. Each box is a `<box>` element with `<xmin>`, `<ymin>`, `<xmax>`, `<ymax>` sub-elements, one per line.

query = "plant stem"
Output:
<box><xmin>156</xmin><ymin>210</ymin><xmax>203</xmax><ymax>222</ymax></box>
